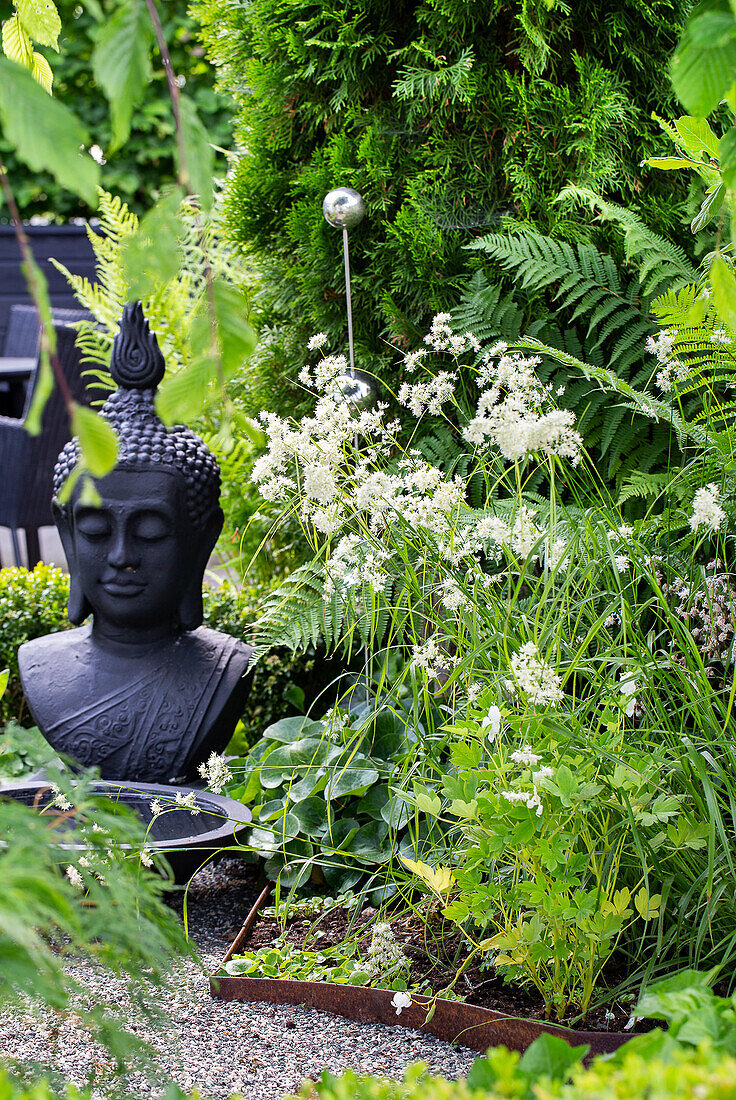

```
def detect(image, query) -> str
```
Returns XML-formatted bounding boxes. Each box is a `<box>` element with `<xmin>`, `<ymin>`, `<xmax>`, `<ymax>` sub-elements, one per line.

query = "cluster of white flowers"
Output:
<box><xmin>655</xmin><ymin>359</ymin><xmax>689</xmax><ymax>393</ymax></box>
<box><xmin>402</xmin><ymin>348</ymin><xmax>429</xmax><ymax>373</ymax></box>
<box><xmin>710</xmin><ymin>329</ymin><xmax>732</xmax><ymax>345</ymax></box>
<box><xmin>614</xmin><ymin>553</ymin><xmax>630</xmax><ymax>574</ymax></box>
<box><xmin>440</xmin><ymin>576</ymin><xmax>470</xmax><ymax>614</ymax></box>
<box><xmin>398</xmin><ymin>371</ymin><xmax>457</xmax><ymax>416</ymax></box>
<box><xmin>690</xmin><ymin>484</ymin><xmax>726</xmax><ymax>534</ymax></box>
<box><xmin>50</xmin><ymin>784</ymin><xmax>73</xmax><ymax>811</ymax></box>
<box><xmin>501</xmin><ymin>787</ymin><xmax>542</xmax><ymax>816</ymax></box>
<box><xmin>175</xmin><ymin>791</ymin><xmax>201</xmax><ymax>815</ymax></box>
<box><xmin>645</xmin><ymin>329</ymin><xmax>677</xmax><ymax>363</ymax></box>
<box><xmin>364</xmin><ymin>922</ymin><xmax>409</xmax><ymax>978</ymax></box>
<box><xmin>474</xmin><ymin>507</ymin><xmax>543</xmax><ymax>562</ymax></box>
<box><xmin>411</xmin><ymin>635</ymin><xmax>454</xmax><ymax>677</ymax></box>
<box><xmin>66</xmin><ymin>864</ymin><xmax>83</xmax><ymax>890</ymax></box>
<box><xmin>510</xmin><ymin>745</ymin><xmax>541</xmax><ymax>766</ymax></box>
<box><xmin>422</xmin><ymin>314</ymin><xmax>480</xmax><ymax>356</ymax></box>
<box><xmin>324</xmin><ymin>536</ymin><xmax>391</xmax><ymax>597</ymax></box>
<box><xmin>463</xmin><ymin>350</ymin><xmax>582</xmax><ymax>464</ymax></box>
<box><xmin>307</xmin><ymin>332</ymin><xmax>329</xmax><ymax>351</ymax></box>
<box><xmin>506</xmin><ymin>642</ymin><xmax>564</xmax><ymax>707</ymax></box>
<box><xmin>198</xmin><ymin>752</ymin><xmax>233</xmax><ymax>794</ymax></box>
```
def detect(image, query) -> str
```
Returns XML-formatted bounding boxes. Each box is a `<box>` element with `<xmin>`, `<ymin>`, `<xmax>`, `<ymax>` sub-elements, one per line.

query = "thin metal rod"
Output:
<box><xmin>343</xmin><ymin>227</ymin><xmax>355</xmax><ymax>376</ymax></box>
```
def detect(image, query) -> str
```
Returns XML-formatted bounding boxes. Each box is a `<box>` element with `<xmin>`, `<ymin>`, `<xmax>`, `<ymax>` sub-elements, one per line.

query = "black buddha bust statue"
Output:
<box><xmin>18</xmin><ymin>302</ymin><xmax>253</xmax><ymax>784</ymax></box>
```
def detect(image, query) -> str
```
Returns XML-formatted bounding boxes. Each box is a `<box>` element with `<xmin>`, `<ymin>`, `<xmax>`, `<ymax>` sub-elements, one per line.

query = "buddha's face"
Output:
<box><xmin>70</xmin><ymin>467</ymin><xmax>196</xmax><ymax>639</ymax></box>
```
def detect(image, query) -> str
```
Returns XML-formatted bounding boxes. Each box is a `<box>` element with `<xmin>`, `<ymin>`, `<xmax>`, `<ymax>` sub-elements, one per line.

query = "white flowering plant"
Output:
<box><xmin>243</xmin><ymin>311</ymin><xmax>736</xmax><ymax>1015</ymax></box>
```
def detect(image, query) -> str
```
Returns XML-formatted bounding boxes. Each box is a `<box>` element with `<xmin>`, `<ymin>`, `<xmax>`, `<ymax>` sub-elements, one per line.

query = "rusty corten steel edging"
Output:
<box><xmin>221</xmin><ymin>884</ymin><xmax>271</xmax><ymax>966</ymax></box>
<box><xmin>208</xmin><ymin>975</ymin><xmax>632</xmax><ymax>1057</ymax></box>
<box><xmin>210</xmin><ymin>889</ymin><xmax>634</xmax><ymax>1058</ymax></box>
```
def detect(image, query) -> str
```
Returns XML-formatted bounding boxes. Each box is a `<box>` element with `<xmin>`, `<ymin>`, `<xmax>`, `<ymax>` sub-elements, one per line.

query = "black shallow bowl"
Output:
<box><xmin>0</xmin><ymin>780</ymin><xmax>252</xmax><ymax>883</ymax></box>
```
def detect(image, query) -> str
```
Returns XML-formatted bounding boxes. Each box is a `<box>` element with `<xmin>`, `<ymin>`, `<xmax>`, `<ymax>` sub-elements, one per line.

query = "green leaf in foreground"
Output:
<box><xmin>179</xmin><ymin>94</ymin><xmax>215</xmax><ymax>210</ymax></box>
<box><xmin>120</xmin><ymin>188</ymin><xmax>185</xmax><ymax>299</ymax></box>
<box><xmin>2</xmin><ymin>15</ymin><xmax>34</xmax><ymax>67</ymax></box>
<box><xmin>720</xmin><ymin>128</ymin><xmax>736</xmax><ymax>190</ymax></box>
<box><xmin>71</xmin><ymin>403</ymin><xmax>118</xmax><ymax>478</ymax></box>
<box><xmin>91</xmin><ymin>0</ymin><xmax>153</xmax><ymax>152</ymax></box>
<box><xmin>517</xmin><ymin>1033</ymin><xmax>589</xmax><ymax>1082</ymax></box>
<box><xmin>711</xmin><ymin>254</ymin><xmax>736</xmax><ymax>334</ymax></box>
<box><xmin>15</xmin><ymin>0</ymin><xmax>62</xmax><ymax>50</ymax></box>
<box><xmin>671</xmin><ymin>1</ymin><xmax>736</xmax><ymax>117</ymax></box>
<box><xmin>0</xmin><ymin>57</ymin><xmax>98</xmax><ymax>204</ymax></box>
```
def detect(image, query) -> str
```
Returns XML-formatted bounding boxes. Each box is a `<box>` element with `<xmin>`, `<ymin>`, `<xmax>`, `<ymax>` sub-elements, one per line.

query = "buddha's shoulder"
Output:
<box><xmin>180</xmin><ymin>626</ymin><xmax>253</xmax><ymax>668</ymax></box>
<box><xmin>19</xmin><ymin>625</ymin><xmax>91</xmax><ymax>673</ymax></box>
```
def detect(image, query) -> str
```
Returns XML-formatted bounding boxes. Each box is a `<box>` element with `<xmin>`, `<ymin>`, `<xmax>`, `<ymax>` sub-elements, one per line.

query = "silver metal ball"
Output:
<box><xmin>333</xmin><ymin>371</ymin><xmax>377</xmax><ymax>412</ymax></box>
<box><xmin>323</xmin><ymin>187</ymin><xmax>366</xmax><ymax>230</ymax></box>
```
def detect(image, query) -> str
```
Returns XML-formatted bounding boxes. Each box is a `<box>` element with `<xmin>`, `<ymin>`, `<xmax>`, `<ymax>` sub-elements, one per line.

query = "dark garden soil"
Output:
<box><xmin>239</xmin><ymin>889</ymin><xmax>653</xmax><ymax>1034</ymax></box>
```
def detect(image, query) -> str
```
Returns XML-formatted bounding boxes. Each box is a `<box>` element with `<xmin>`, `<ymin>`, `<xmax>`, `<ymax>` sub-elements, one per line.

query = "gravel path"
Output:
<box><xmin>0</xmin><ymin>858</ymin><xmax>477</xmax><ymax>1099</ymax></box>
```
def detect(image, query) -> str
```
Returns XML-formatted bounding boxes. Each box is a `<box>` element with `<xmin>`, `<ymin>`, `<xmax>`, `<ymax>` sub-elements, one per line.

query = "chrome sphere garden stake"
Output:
<box><xmin>322</xmin><ymin>186</ymin><xmax>366</xmax><ymax>376</ymax></box>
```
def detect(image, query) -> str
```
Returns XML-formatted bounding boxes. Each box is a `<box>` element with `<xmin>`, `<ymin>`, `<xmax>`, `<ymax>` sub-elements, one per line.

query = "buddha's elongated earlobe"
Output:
<box><xmin>53</xmin><ymin>502</ymin><xmax>92</xmax><ymax>625</ymax></box>
<box><xmin>177</xmin><ymin>507</ymin><xmax>224</xmax><ymax>631</ymax></box>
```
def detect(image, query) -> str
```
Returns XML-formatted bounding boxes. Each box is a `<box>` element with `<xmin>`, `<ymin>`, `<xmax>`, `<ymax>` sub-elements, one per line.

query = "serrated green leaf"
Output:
<box><xmin>721</xmin><ymin>128</ymin><xmax>736</xmax><ymax>189</ymax></box>
<box><xmin>178</xmin><ymin>94</ymin><xmax>214</xmax><ymax>210</ymax></box>
<box><xmin>672</xmin><ymin>3</ymin><xmax>736</xmax><ymax>116</ymax></box>
<box><xmin>711</xmin><ymin>254</ymin><xmax>736</xmax><ymax>333</ymax></box>
<box><xmin>31</xmin><ymin>50</ymin><xmax>52</xmax><ymax>92</ymax></box>
<box><xmin>2</xmin><ymin>15</ymin><xmax>33</xmax><ymax>67</ymax></box>
<box><xmin>675</xmin><ymin>115</ymin><xmax>722</xmax><ymax>159</ymax></box>
<box><xmin>91</xmin><ymin>0</ymin><xmax>153</xmax><ymax>152</ymax></box>
<box><xmin>16</xmin><ymin>0</ymin><xmax>61</xmax><ymax>49</ymax></box>
<box><xmin>190</xmin><ymin>279</ymin><xmax>256</xmax><ymax>381</ymax></box>
<box><xmin>155</xmin><ymin>353</ymin><xmax>213</xmax><ymax>425</ymax></box>
<box><xmin>0</xmin><ymin>57</ymin><xmax>98</xmax><ymax>204</ymax></box>
<box><xmin>119</xmin><ymin>188</ymin><xmax>185</xmax><ymax>298</ymax></box>
<box><xmin>71</xmin><ymin>403</ymin><xmax>118</xmax><ymax>477</ymax></box>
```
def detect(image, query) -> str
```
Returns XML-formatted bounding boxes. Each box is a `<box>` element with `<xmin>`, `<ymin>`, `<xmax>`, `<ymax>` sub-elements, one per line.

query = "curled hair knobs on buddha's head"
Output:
<box><xmin>53</xmin><ymin>301</ymin><xmax>221</xmax><ymax>530</ymax></box>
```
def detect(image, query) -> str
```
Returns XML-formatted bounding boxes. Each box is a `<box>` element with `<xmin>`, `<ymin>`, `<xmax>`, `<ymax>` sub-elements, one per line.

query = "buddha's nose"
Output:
<box><xmin>107</xmin><ymin>528</ymin><xmax>139</xmax><ymax>571</ymax></box>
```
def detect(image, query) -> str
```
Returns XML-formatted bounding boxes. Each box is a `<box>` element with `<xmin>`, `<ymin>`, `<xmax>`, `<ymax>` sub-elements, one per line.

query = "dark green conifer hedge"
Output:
<box><xmin>193</xmin><ymin>0</ymin><xmax>689</xmax><ymax>405</ymax></box>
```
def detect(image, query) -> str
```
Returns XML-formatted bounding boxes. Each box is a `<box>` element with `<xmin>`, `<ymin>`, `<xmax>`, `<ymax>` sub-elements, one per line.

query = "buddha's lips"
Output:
<box><xmin>100</xmin><ymin>578</ymin><xmax>146</xmax><ymax>596</ymax></box>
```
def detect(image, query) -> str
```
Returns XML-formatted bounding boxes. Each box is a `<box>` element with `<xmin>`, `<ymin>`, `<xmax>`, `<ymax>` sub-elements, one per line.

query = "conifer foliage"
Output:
<box><xmin>193</xmin><ymin>0</ymin><xmax>688</xmax><ymax>400</ymax></box>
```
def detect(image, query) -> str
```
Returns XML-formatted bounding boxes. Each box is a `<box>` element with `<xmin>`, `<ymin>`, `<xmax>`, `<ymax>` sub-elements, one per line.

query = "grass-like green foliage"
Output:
<box><xmin>192</xmin><ymin>0</ymin><xmax>688</xmax><ymax>413</ymax></box>
<box><xmin>293</xmin><ymin>973</ymin><xmax>736</xmax><ymax>1098</ymax></box>
<box><xmin>2</xmin><ymin>0</ymin><xmax>232</xmax><ymax>221</ymax></box>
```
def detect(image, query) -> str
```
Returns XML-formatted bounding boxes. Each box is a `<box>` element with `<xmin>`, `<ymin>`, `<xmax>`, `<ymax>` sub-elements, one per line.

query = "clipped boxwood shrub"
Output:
<box><xmin>293</xmin><ymin>1045</ymin><xmax>736</xmax><ymax>1100</ymax></box>
<box><xmin>0</xmin><ymin>565</ymin><xmax>71</xmax><ymax>726</ymax></box>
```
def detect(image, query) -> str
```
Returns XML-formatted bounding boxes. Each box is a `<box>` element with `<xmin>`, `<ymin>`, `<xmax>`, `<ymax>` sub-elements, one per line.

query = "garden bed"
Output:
<box><xmin>209</xmin><ymin>889</ymin><xmax>643</xmax><ymax>1057</ymax></box>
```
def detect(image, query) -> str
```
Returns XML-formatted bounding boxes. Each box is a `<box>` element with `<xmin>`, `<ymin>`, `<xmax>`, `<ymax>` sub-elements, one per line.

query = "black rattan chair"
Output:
<box><xmin>0</xmin><ymin>311</ymin><xmax>91</xmax><ymax>566</ymax></box>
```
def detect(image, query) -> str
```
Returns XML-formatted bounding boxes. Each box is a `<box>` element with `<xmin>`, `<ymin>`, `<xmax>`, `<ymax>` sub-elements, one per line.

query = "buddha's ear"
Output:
<box><xmin>53</xmin><ymin>501</ymin><xmax>92</xmax><ymax>625</ymax></box>
<box><xmin>178</xmin><ymin>507</ymin><xmax>224</xmax><ymax>631</ymax></box>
